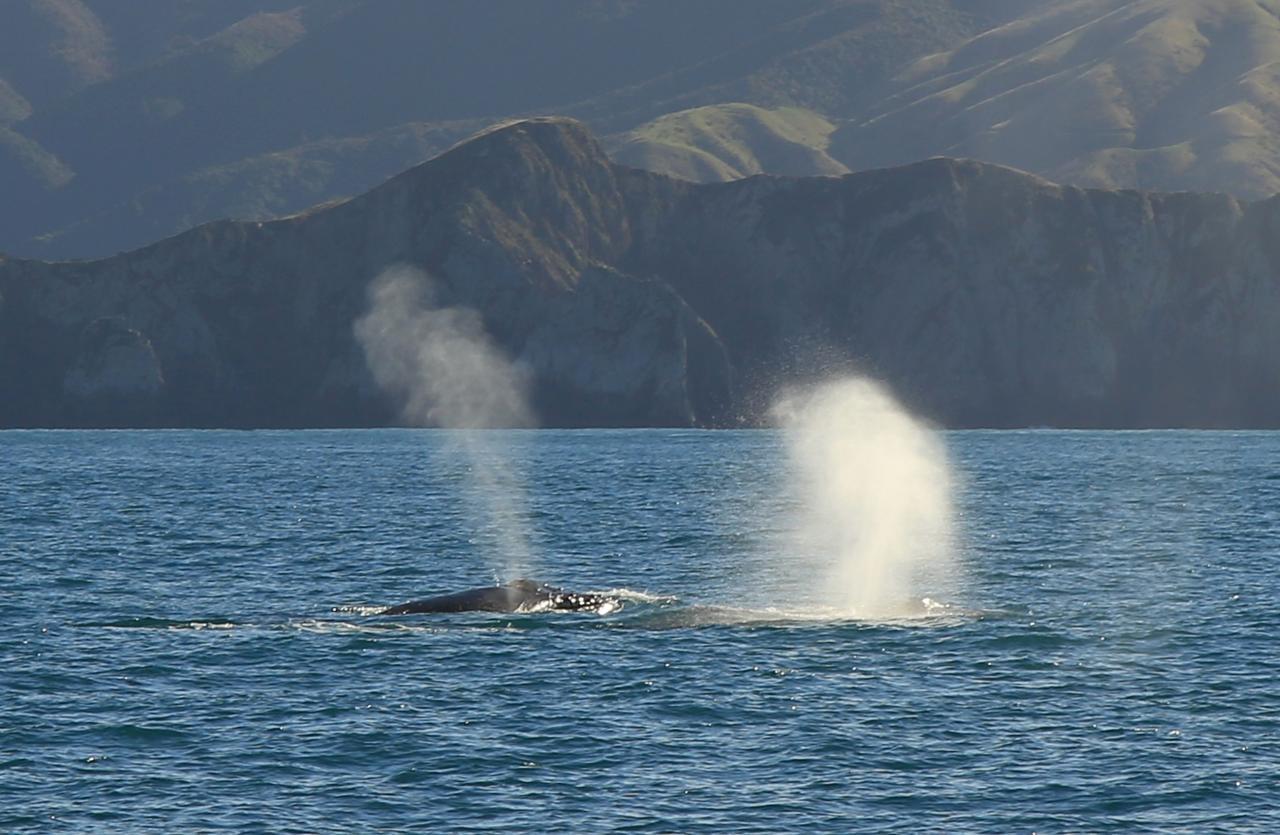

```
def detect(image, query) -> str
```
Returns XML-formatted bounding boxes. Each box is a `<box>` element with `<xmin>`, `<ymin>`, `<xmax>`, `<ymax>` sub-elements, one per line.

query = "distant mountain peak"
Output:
<box><xmin>462</xmin><ymin>115</ymin><xmax>596</xmax><ymax>144</ymax></box>
<box><xmin>322</xmin><ymin>116</ymin><xmax>612</xmax><ymax>212</ymax></box>
<box><xmin>437</xmin><ymin>116</ymin><xmax>610</xmax><ymax>172</ymax></box>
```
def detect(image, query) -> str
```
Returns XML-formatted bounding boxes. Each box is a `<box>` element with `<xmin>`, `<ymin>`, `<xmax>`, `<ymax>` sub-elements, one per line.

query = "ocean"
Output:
<box><xmin>3</xmin><ymin>428</ymin><xmax>1278</xmax><ymax>832</ymax></box>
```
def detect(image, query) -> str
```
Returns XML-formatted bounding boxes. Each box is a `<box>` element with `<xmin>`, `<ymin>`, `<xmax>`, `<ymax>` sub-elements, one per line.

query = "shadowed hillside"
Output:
<box><xmin>3</xmin><ymin>119</ymin><xmax>1279</xmax><ymax>429</ymax></box>
<box><xmin>7</xmin><ymin>0</ymin><xmax>1280</xmax><ymax>261</ymax></box>
<box><xmin>0</xmin><ymin>0</ymin><xmax>1010</xmax><ymax>259</ymax></box>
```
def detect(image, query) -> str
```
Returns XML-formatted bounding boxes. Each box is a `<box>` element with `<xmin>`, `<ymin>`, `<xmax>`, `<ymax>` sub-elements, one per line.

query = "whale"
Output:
<box><xmin>380</xmin><ymin>579</ymin><xmax>621</xmax><ymax>615</ymax></box>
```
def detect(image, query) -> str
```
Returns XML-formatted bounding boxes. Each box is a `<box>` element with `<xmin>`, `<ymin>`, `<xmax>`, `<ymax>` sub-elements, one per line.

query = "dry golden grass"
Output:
<box><xmin>606</xmin><ymin>103</ymin><xmax>849</xmax><ymax>182</ymax></box>
<box><xmin>832</xmin><ymin>0</ymin><xmax>1280</xmax><ymax>196</ymax></box>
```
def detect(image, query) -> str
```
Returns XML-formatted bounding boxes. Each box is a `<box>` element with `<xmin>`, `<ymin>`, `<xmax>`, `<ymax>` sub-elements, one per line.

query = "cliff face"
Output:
<box><xmin>829</xmin><ymin>0</ymin><xmax>1280</xmax><ymax>201</ymax></box>
<box><xmin>625</xmin><ymin>159</ymin><xmax>1280</xmax><ymax>426</ymax></box>
<box><xmin>2</xmin><ymin>117</ymin><xmax>1279</xmax><ymax>428</ymax></box>
<box><xmin>0</xmin><ymin>119</ymin><xmax>729</xmax><ymax>428</ymax></box>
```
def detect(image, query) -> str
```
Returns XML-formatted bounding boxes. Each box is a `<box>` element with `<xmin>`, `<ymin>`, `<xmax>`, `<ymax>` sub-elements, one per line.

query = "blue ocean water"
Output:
<box><xmin>2</xmin><ymin>429</ymin><xmax>1278</xmax><ymax>832</ymax></box>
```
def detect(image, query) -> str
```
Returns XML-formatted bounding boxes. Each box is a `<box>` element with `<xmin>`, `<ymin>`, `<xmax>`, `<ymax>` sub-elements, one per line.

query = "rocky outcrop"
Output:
<box><xmin>62</xmin><ymin>317</ymin><xmax>167</xmax><ymax>427</ymax></box>
<box><xmin>518</xmin><ymin>266</ymin><xmax>732</xmax><ymax>426</ymax></box>
<box><xmin>624</xmin><ymin>158</ymin><xmax>1280</xmax><ymax>426</ymax></box>
<box><xmin>2</xmin><ymin>116</ymin><xmax>1279</xmax><ymax>428</ymax></box>
<box><xmin>0</xmin><ymin>118</ymin><xmax>731</xmax><ymax>428</ymax></box>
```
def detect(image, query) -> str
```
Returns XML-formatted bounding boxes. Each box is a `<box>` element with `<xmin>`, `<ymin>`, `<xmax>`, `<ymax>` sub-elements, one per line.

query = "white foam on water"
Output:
<box><xmin>588</xmin><ymin>588</ymin><xmax>678</xmax><ymax>604</ymax></box>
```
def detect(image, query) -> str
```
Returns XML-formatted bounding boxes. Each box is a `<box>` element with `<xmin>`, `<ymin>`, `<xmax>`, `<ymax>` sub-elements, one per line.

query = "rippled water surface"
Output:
<box><xmin>3</xmin><ymin>430</ymin><xmax>1279</xmax><ymax>832</ymax></box>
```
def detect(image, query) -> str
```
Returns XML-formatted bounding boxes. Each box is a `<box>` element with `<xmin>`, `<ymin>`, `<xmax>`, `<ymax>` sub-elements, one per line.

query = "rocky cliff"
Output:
<box><xmin>2</xmin><ymin>117</ymin><xmax>1278</xmax><ymax>428</ymax></box>
<box><xmin>624</xmin><ymin>158</ymin><xmax>1280</xmax><ymax>427</ymax></box>
<box><xmin>0</xmin><ymin>119</ymin><xmax>731</xmax><ymax>428</ymax></box>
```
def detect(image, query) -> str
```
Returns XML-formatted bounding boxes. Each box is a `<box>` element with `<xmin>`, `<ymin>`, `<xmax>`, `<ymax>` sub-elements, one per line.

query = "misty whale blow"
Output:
<box><xmin>380</xmin><ymin>580</ymin><xmax>622</xmax><ymax>615</ymax></box>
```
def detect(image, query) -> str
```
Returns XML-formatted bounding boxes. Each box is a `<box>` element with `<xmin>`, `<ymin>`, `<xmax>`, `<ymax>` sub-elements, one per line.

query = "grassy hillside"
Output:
<box><xmin>830</xmin><ymin>0</ymin><xmax>1280</xmax><ymax>197</ymax></box>
<box><xmin>564</xmin><ymin>0</ymin><xmax>1011</xmax><ymax>129</ymax></box>
<box><xmin>36</xmin><ymin>120</ymin><xmax>481</xmax><ymax>257</ymax></box>
<box><xmin>0</xmin><ymin>125</ymin><xmax>73</xmax><ymax>190</ymax></box>
<box><xmin>25</xmin><ymin>0</ymin><xmax>1280</xmax><ymax>258</ymax></box>
<box><xmin>1</xmin><ymin>0</ymin><xmax>996</xmax><ymax>258</ymax></box>
<box><xmin>0</xmin><ymin>0</ymin><xmax>112</xmax><ymax>111</ymax></box>
<box><xmin>606</xmin><ymin>104</ymin><xmax>848</xmax><ymax>181</ymax></box>
<box><xmin>0</xmin><ymin>79</ymin><xmax>32</xmax><ymax>125</ymax></box>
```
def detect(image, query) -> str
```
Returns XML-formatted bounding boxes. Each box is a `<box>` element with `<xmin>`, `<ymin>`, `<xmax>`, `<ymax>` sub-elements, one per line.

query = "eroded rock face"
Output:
<box><xmin>0</xmin><ymin>119</ymin><xmax>734</xmax><ymax>427</ymax></box>
<box><xmin>518</xmin><ymin>266</ymin><xmax>730</xmax><ymax>426</ymax></box>
<box><xmin>1</xmin><ymin>117</ymin><xmax>1278</xmax><ymax>428</ymax></box>
<box><xmin>624</xmin><ymin>158</ymin><xmax>1280</xmax><ymax>427</ymax></box>
<box><xmin>61</xmin><ymin>317</ymin><xmax>166</xmax><ymax>427</ymax></box>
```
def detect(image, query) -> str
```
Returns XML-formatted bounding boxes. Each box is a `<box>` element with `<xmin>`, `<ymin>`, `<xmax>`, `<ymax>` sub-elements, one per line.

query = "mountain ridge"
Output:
<box><xmin>3</xmin><ymin>117</ymin><xmax>1279</xmax><ymax>429</ymax></box>
<box><xmin>14</xmin><ymin>0</ymin><xmax>1280</xmax><ymax>262</ymax></box>
<box><xmin>0</xmin><ymin>0</ymin><xmax>1019</xmax><ymax>260</ymax></box>
<box><xmin>832</xmin><ymin>0</ymin><xmax>1280</xmax><ymax>198</ymax></box>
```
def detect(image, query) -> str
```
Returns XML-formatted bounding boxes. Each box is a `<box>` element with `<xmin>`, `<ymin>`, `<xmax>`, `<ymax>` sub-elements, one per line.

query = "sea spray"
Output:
<box><xmin>354</xmin><ymin>265</ymin><xmax>536</xmax><ymax>579</ymax></box>
<box><xmin>354</xmin><ymin>267</ymin><xmax>533</xmax><ymax>429</ymax></box>
<box><xmin>773</xmin><ymin>377</ymin><xmax>958</xmax><ymax>617</ymax></box>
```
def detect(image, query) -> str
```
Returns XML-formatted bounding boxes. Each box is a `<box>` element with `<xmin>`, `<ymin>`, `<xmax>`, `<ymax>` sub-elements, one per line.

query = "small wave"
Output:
<box><xmin>95</xmin><ymin>723</ymin><xmax>190</xmax><ymax>743</ymax></box>
<box><xmin>615</xmin><ymin>597</ymin><xmax>977</xmax><ymax>629</ymax></box>
<box><xmin>285</xmin><ymin>618</ymin><xmax>430</xmax><ymax>634</ymax></box>
<box><xmin>75</xmin><ymin>617</ymin><xmax>238</xmax><ymax>630</ymax></box>
<box><xmin>619</xmin><ymin>604</ymin><xmax>818</xmax><ymax>629</ymax></box>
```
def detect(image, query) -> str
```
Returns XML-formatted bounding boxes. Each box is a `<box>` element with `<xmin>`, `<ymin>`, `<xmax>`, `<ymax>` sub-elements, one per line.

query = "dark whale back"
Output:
<box><xmin>380</xmin><ymin>580</ymin><xmax>619</xmax><ymax>615</ymax></box>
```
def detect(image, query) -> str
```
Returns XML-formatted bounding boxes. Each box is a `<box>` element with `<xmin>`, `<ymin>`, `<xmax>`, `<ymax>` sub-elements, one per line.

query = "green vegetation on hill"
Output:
<box><xmin>0</xmin><ymin>0</ymin><xmax>994</xmax><ymax>259</ymax></box>
<box><xmin>7</xmin><ymin>0</ymin><xmax>1280</xmax><ymax>258</ymax></box>
<box><xmin>607</xmin><ymin>104</ymin><xmax>848</xmax><ymax>181</ymax></box>
<box><xmin>0</xmin><ymin>125</ymin><xmax>72</xmax><ymax>190</ymax></box>
<box><xmin>38</xmin><ymin>120</ymin><xmax>481</xmax><ymax>257</ymax></box>
<box><xmin>0</xmin><ymin>78</ymin><xmax>32</xmax><ymax>126</ymax></box>
<box><xmin>565</xmin><ymin>0</ymin><xmax>1009</xmax><ymax>129</ymax></box>
<box><xmin>0</xmin><ymin>0</ymin><xmax>113</xmax><ymax>110</ymax></box>
<box><xmin>831</xmin><ymin>0</ymin><xmax>1280</xmax><ymax>197</ymax></box>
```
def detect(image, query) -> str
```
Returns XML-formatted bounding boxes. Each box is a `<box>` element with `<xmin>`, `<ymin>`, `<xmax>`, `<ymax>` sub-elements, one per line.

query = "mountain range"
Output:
<box><xmin>9</xmin><ymin>1</ymin><xmax>1280</xmax><ymax>261</ymax></box>
<box><xmin>3</xmin><ymin>117</ymin><xmax>1278</xmax><ymax>429</ymax></box>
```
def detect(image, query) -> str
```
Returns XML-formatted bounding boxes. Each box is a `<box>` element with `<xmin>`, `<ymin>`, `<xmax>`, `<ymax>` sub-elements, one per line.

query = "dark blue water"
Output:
<box><xmin>3</xmin><ymin>430</ymin><xmax>1278</xmax><ymax>832</ymax></box>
